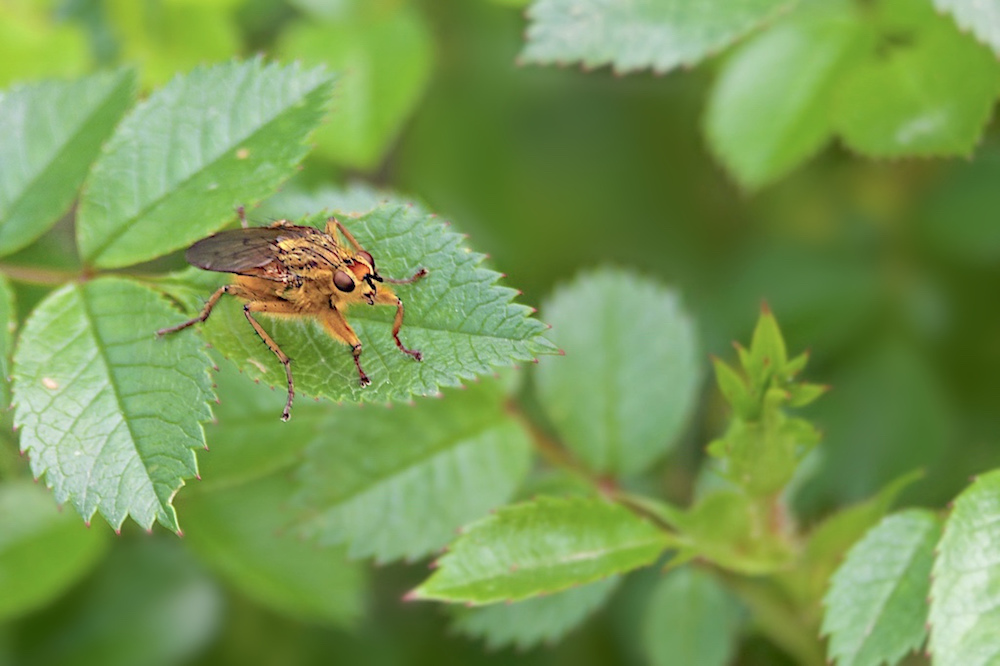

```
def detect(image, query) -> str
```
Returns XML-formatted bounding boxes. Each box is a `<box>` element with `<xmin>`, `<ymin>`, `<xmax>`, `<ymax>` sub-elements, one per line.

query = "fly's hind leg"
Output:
<box><xmin>242</xmin><ymin>300</ymin><xmax>300</xmax><ymax>421</ymax></box>
<box><xmin>320</xmin><ymin>308</ymin><xmax>371</xmax><ymax>387</ymax></box>
<box><xmin>157</xmin><ymin>284</ymin><xmax>250</xmax><ymax>336</ymax></box>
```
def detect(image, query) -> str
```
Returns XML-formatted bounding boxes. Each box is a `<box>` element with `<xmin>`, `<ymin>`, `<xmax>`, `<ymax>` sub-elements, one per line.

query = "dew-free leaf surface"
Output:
<box><xmin>0</xmin><ymin>69</ymin><xmax>134</xmax><ymax>256</ymax></box>
<box><xmin>12</xmin><ymin>278</ymin><xmax>214</xmax><ymax>531</ymax></box>
<box><xmin>410</xmin><ymin>496</ymin><xmax>671</xmax><ymax>604</ymax></box>
<box><xmin>76</xmin><ymin>59</ymin><xmax>335</xmax><ymax>268</ymax></box>
<box><xmin>521</xmin><ymin>0</ymin><xmax>792</xmax><ymax>73</ymax></box>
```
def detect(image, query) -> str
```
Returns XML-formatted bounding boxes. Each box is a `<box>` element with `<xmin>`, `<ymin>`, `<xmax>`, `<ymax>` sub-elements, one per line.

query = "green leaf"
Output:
<box><xmin>104</xmin><ymin>0</ymin><xmax>241</xmax><ymax>87</ymax></box>
<box><xmin>833</xmin><ymin>2</ymin><xmax>1000</xmax><ymax>158</ymax></box>
<box><xmin>642</xmin><ymin>567</ymin><xmax>744</xmax><ymax>666</ymax></box>
<box><xmin>409</xmin><ymin>496</ymin><xmax>671</xmax><ymax>604</ymax></box>
<box><xmin>520</xmin><ymin>0</ymin><xmax>793</xmax><ymax>74</ymax></box>
<box><xmin>535</xmin><ymin>268</ymin><xmax>700</xmax><ymax>477</ymax></box>
<box><xmin>934</xmin><ymin>0</ymin><xmax>1000</xmax><ymax>57</ymax></box>
<box><xmin>823</xmin><ymin>510</ymin><xmax>941</xmax><ymax>666</ymax></box>
<box><xmin>450</xmin><ymin>577</ymin><xmax>620</xmax><ymax>650</ymax></box>
<box><xmin>189</xmin><ymin>204</ymin><xmax>555</xmax><ymax>404</ymax></box>
<box><xmin>0</xmin><ymin>70</ymin><xmax>134</xmax><ymax>257</ymax></box>
<box><xmin>76</xmin><ymin>59</ymin><xmax>336</xmax><ymax>268</ymax></box>
<box><xmin>705</xmin><ymin>5</ymin><xmax>872</xmax><ymax>189</ymax></box>
<box><xmin>294</xmin><ymin>379</ymin><xmax>532</xmax><ymax>563</ymax></box>
<box><xmin>179</xmin><ymin>363</ymin><xmax>367</xmax><ymax>626</ymax></box>
<box><xmin>0</xmin><ymin>480</ymin><xmax>109</xmax><ymax>622</ymax></box>
<box><xmin>278</xmin><ymin>5</ymin><xmax>433</xmax><ymax>170</ymax></box>
<box><xmin>11</xmin><ymin>277</ymin><xmax>215</xmax><ymax>532</ymax></box>
<box><xmin>12</xmin><ymin>539</ymin><xmax>221</xmax><ymax>666</ymax></box>
<box><xmin>929</xmin><ymin>470</ymin><xmax>1000</xmax><ymax>663</ymax></box>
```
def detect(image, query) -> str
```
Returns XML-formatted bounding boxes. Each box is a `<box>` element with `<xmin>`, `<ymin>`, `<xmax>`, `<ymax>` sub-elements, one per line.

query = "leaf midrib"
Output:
<box><xmin>84</xmin><ymin>73</ymin><xmax>333</xmax><ymax>264</ymax></box>
<box><xmin>76</xmin><ymin>284</ymin><xmax>168</xmax><ymax>526</ymax></box>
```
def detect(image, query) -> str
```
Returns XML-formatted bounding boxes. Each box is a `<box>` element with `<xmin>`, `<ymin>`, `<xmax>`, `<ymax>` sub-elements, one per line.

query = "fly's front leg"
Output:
<box><xmin>243</xmin><ymin>300</ymin><xmax>299</xmax><ymax>421</ymax></box>
<box><xmin>320</xmin><ymin>307</ymin><xmax>371</xmax><ymax>387</ymax></box>
<box><xmin>373</xmin><ymin>288</ymin><xmax>422</xmax><ymax>361</ymax></box>
<box><xmin>157</xmin><ymin>284</ymin><xmax>247</xmax><ymax>336</ymax></box>
<box><xmin>325</xmin><ymin>217</ymin><xmax>365</xmax><ymax>253</ymax></box>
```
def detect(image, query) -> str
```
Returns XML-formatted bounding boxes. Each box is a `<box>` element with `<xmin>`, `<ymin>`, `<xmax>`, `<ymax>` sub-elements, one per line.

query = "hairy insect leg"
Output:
<box><xmin>384</xmin><ymin>268</ymin><xmax>428</xmax><ymax>285</ymax></box>
<box><xmin>156</xmin><ymin>284</ymin><xmax>248</xmax><ymax>336</ymax></box>
<box><xmin>320</xmin><ymin>308</ymin><xmax>371</xmax><ymax>387</ymax></box>
<box><xmin>243</xmin><ymin>300</ymin><xmax>298</xmax><ymax>421</ymax></box>
<box><xmin>372</xmin><ymin>288</ymin><xmax>422</xmax><ymax>361</ymax></box>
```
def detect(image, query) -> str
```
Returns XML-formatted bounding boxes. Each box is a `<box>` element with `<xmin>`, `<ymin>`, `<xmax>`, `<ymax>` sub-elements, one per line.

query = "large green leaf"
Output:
<box><xmin>930</xmin><ymin>470</ymin><xmax>1000</xmax><ymax>664</ymax></box>
<box><xmin>833</xmin><ymin>0</ymin><xmax>1000</xmax><ymax>158</ymax></box>
<box><xmin>179</xmin><ymin>363</ymin><xmax>367</xmax><ymax>626</ymax></box>
<box><xmin>822</xmin><ymin>510</ymin><xmax>940</xmax><ymax>666</ymax></box>
<box><xmin>12</xmin><ymin>539</ymin><xmax>221</xmax><ymax>666</ymax></box>
<box><xmin>450</xmin><ymin>577</ymin><xmax>620</xmax><ymax>650</ymax></box>
<box><xmin>76</xmin><ymin>59</ymin><xmax>336</xmax><ymax>268</ymax></box>
<box><xmin>181</xmin><ymin>204</ymin><xmax>555</xmax><ymax>404</ymax></box>
<box><xmin>0</xmin><ymin>480</ymin><xmax>109</xmax><ymax>622</ymax></box>
<box><xmin>278</xmin><ymin>5</ymin><xmax>433</xmax><ymax>170</ymax></box>
<box><xmin>12</xmin><ymin>277</ymin><xmax>215</xmax><ymax>532</ymax></box>
<box><xmin>0</xmin><ymin>70</ymin><xmax>134</xmax><ymax>256</ymax></box>
<box><xmin>409</xmin><ymin>496</ymin><xmax>671</xmax><ymax>604</ymax></box>
<box><xmin>705</xmin><ymin>6</ymin><xmax>872</xmax><ymax>189</ymax></box>
<box><xmin>536</xmin><ymin>268</ymin><xmax>700</xmax><ymax>477</ymax></box>
<box><xmin>934</xmin><ymin>0</ymin><xmax>1000</xmax><ymax>57</ymax></box>
<box><xmin>294</xmin><ymin>379</ymin><xmax>532</xmax><ymax>563</ymax></box>
<box><xmin>520</xmin><ymin>0</ymin><xmax>793</xmax><ymax>74</ymax></box>
<box><xmin>642</xmin><ymin>567</ymin><xmax>744</xmax><ymax>666</ymax></box>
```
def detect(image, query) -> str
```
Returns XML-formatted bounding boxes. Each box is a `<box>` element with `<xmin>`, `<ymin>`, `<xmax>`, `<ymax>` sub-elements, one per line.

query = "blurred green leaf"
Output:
<box><xmin>520</xmin><ymin>0</ymin><xmax>792</xmax><ymax>74</ymax></box>
<box><xmin>12</xmin><ymin>278</ymin><xmax>214</xmax><ymax>532</ymax></box>
<box><xmin>295</xmin><ymin>379</ymin><xmax>532</xmax><ymax>563</ymax></box>
<box><xmin>179</xmin><ymin>364</ymin><xmax>367</xmax><ymax>627</ymax></box>
<box><xmin>0</xmin><ymin>70</ymin><xmax>134</xmax><ymax>257</ymax></box>
<box><xmin>833</xmin><ymin>0</ymin><xmax>1000</xmax><ymax>158</ymax></box>
<box><xmin>934</xmin><ymin>0</ymin><xmax>1000</xmax><ymax>56</ymax></box>
<box><xmin>823</xmin><ymin>510</ymin><xmax>940</xmax><ymax>666</ymax></box>
<box><xmin>278</xmin><ymin>5</ymin><xmax>433</xmax><ymax>170</ymax></box>
<box><xmin>13</xmin><ymin>539</ymin><xmax>222</xmax><ymax>666</ymax></box>
<box><xmin>189</xmin><ymin>204</ymin><xmax>555</xmax><ymax>403</ymax></box>
<box><xmin>0</xmin><ymin>5</ymin><xmax>91</xmax><ymax>87</ymax></box>
<box><xmin>780</xmin><ymin>470</ymin><xmax>923</xmax><ymax>608</ymax></box>
<box><xmin>410</xmin><ymin>496</ymin><xmax>671</xmax><ymax>604</ymax></box>
<box><xmin>668</xmin><ymin>490</ymin><xmax>794</xmax><ymax>575</ymax></box>
<box><xmin>450</xmin><ymin>576</ymin><xmax>620</xmax><ymax>650</ymax></box>
<box><xmin>930</xmin><ymin>470</ymin><xmax>1000</xmax><ymax>663</ymax></box>
<box><xmin>536</xmin><ymin>268</ymin><xmax>700</xmax><ymax>477</ymax></box>
<box><xmin>706</xmin><ymin>5</ymin><xmax>872</xmax><ymax>190</ymax></box>
<box><xmin>104</xmin><ymin>0</ymin><xmax>241</xmax><ymax>87</ymax></box>
<box><xmin>0</xmin><ymin>480</ymin><xmax>109</xmax><ymax>622</ymax></box>
<box><xmin>642</xmin><ymin>567</ymin><xmax>744</xmax><ymax>666</ymax></box>
<box><xmin>76</xmin><ymin>59</ymin><xmax>336</xmax><ymax>268</ymax></box>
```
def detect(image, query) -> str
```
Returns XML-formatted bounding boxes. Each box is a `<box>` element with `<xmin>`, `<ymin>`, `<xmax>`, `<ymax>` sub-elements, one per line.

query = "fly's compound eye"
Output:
<box><xmin>357</xmin><ymin>250</ymin><xmax>375</xmax><ymax>271</ymax></box>
<box><xmin>334</xmin><ymin>270</ymin><xmax>355</xmax><ymax>292</ymax></box>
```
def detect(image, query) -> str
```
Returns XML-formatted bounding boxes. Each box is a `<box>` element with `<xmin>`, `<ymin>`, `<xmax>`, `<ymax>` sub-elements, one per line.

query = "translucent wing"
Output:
<box><xmin>185</xmin><ymin>225</ymin><xmax>322</xmax><ymax>278</ymax></box>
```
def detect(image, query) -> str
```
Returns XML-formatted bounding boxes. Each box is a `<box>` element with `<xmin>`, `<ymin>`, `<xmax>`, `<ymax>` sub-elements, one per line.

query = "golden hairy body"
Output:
<box><xmin>158</xmin><ymin>213</ymin><xmax>426</xmax><ymax>421</ymax></box>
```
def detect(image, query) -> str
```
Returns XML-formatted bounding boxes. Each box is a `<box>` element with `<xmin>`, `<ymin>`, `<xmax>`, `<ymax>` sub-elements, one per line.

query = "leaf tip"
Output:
<box><xmin>760</xmin><ymin>300</ymin><xmax>772</xmax><ymax>315</ymax></box>
<box><xmin>402</xmin><ymin>589</ymin><xmax>421</xmax><ymax>602</ymax></box>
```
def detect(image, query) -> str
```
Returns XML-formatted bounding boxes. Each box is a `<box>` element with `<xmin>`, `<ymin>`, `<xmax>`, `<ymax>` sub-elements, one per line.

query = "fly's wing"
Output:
<box><xmin>185</xmin><ymin>226</ymin><xmax>321</xmax><ymax>280</ymax></box>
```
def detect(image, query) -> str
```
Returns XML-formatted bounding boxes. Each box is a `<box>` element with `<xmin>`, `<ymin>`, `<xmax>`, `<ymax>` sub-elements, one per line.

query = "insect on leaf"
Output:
<box><xmin>171</xmin><ymin>203</ymin><xmax>556</xmax><ymax>405</ymax></box>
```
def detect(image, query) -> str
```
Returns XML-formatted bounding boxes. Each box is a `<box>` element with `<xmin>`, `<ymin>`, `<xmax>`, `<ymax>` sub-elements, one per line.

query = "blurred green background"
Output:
<box><xmin>2</xmin><ymin>0</ymin><xmax>998</xmax><ymax>664</ymax></box>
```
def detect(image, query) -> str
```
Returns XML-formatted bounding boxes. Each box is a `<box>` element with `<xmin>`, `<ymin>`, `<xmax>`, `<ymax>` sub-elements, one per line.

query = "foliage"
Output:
<box><xmin>3</xmin><ymin>0</ymin><xmax>1000</xmax><ymax>664</ymax></box>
